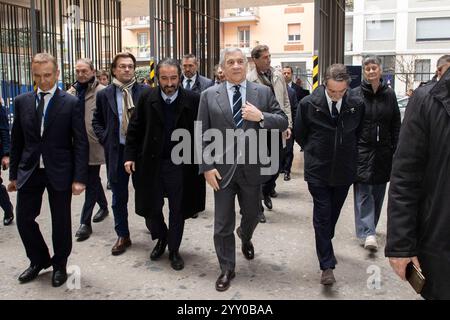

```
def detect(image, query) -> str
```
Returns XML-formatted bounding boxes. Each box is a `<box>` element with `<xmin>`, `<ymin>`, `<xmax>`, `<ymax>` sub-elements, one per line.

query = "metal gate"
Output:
<box><xmin>149</xmin><ymin>0</ymin><xmax>220</xmax><ymax>78</ymax></box>
<box><xmin>0</xmin><ymin>0</ymin><xmax>121</xmax><ymax>114</ymax></box>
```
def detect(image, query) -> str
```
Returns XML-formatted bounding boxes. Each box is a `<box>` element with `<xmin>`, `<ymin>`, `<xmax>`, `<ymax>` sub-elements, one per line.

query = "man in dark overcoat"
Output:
<box><xmin>124</xmin><ymin>58</ymin><xmax>205</xmax><ymax>271</ymax></box>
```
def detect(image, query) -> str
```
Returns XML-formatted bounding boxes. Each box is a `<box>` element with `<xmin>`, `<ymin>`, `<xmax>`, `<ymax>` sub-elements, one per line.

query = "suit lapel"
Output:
<box><xmin>43</xmin><ymin>89</ymin><xmax>65</xmax><ymax>135</ymax></box>
<box><xmin>151</xmin><ymin>89</ymin><xmax>164</xmax><ymax>123</ymax></box>
<box><xmin>106</xmin><ymin>85</ymin><xmax>119</xmax><ymax>117</ymax></box>
<box><xmin>243</xmin><ymin>82</ymin><xmax>259</xmax><ymax>130</ymax></box>
<box><xmin>215</xmin><ymin>83</ymin><xmax>235</xmax><ymax>128</ymax></box>
<box><xmin>174</xmin><ymin>89</ymin><xmax>186</xmax><ymax>125</ymax></box>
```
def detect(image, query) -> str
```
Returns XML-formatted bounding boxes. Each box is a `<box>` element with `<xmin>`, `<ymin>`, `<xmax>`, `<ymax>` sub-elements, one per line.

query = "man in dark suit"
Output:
<box><xmin>181</xmin><ymin>54</ymin><xmax>214</xmax><ymax>94</ymax></box>
<box><xmin>92</xmin><ymin>52</ymin><xmax>146</xmax><ymax>256</ymax></box>
<box><xmin>198</xmin><ymin>48</ymin><xmax>288</xmax><ymax>292</ymax></box>
<box><xmin>8</xmin><ymin>53</ymin><xmax>88</xmax><ymax>287</ymax></box>
<box><xmin>283</xmin><ymin>66</ymin><xmax>310</xmax><ymax>102</ymax></box>
<box><xmin>280</xmin><ymin>84</ymin><xmax>298</xmax><ymax>181</ymax></box>
<box><xmin>124</xmin><ymin>58</ymin><xmax>205</xmax><ymax>271</ymax></box>
<box><xmin>295</xmin><ymin>64</ymin><xmax>364</xmax><ymax>286</ymax></box>
<box><xmin>180</xmin><ymin>53</ymin><xmax>214</xmax><ymax>220</ymax></box>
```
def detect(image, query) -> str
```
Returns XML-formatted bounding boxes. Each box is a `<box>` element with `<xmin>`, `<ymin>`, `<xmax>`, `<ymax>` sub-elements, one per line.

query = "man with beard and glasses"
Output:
<box><xmin>93</xmin><ymin>52</ymin><xmax>146</xmax><ymax>256</ymax></box>
<box><xmin>124</xmin><ymin>58</ymin><xmax>205</xmax><ymax>270</ymax></box>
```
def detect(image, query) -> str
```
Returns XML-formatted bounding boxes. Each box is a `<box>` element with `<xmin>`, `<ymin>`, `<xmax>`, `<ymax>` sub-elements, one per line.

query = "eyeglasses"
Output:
<box><xmin>117</xmin><ymin>64</ymin><xmax>135</xmax><ymax>70</ymax></box>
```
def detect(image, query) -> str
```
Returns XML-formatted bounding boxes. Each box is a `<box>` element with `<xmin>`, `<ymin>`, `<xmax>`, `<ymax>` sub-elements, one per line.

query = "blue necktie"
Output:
<box><xmin>232</xmin><ymin>85</ymin><xmax>243</xmax><ymax>128</ymax></box>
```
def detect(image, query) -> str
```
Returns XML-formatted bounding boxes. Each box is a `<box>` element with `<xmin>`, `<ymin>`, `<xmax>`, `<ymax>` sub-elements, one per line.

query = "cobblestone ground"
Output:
<box><xmin>0</xmin><ymin>152</ymin><xmax>418</xmax><ymax>300</ymax></box>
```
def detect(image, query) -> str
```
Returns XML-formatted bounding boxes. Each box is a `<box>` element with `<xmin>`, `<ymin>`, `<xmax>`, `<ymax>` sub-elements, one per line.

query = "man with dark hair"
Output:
<box><xmin>248</xmin><ymin>45</ymin><xmax>292</xmax><ymax>222</ymax></box>
<box><xmin>181</xmin><ymin>54</ymin><xmax>214</xmax><ymax>94</ymax></box>
<box><xmin>68</xmin><ymin>58</ymin><xmax>109</xmax><ymax>241</ymax></box>
<box><xmin>283</xmin><ymin>66</ymin><xmax>310</xmax><ymax>102</ymax></box>
<box><xmin>295</xmin><ymin>63</ymin><xmax>364</xmax><ymax>285</ymax></box>
<box><xmin>9</xmin><ymin>53</ymin><xmax>88</xmax><ymax>287</ymax></box>
<box><xmin>124</xmin><ymin>58</ymin><xmax>205</xmax><ymax>270</ymax></box>
<box><xmin>93</xmin><ymin>52</ymin><xmax>146</xmax><ymax>255</ymax></box>
<box><xmin>282</xmin><ymin>65</ymin><xmax>309</xmax><ymax>181</ymax></box>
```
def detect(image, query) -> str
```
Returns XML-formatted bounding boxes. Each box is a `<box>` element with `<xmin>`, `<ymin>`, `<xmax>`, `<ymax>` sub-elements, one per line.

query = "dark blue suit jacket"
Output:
<box><xmin>92</xmin><ymin>83</ymin><xmax>146</xmax><ymax>183</ymax></box>
<box><xmin>181</xmin><ymin>73</ymin><xmax>214</xmax><ymax>95</ymax></box>
<box><xmin>10</xmin><ymin>88</ymin><xmax>89</xmax><ymax>190</ymax></box>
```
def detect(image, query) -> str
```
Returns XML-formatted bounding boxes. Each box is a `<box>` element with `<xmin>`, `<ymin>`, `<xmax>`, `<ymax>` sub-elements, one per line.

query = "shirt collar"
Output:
<box><xmin>160</xmin><ymin>89</ymin><xmax>179</xmax><ymax>103</ymax></box>
<box><xmin>324</xmin><ymin>88</ymin><xmax>341</xmax><ymax>106</ymax></box>
<box><xmin>184</xmin><ymin>73</ymin><xmax>197</xmax><ymax>84</ymax></box>
<box><xmin>226</xmin><ymin>80</ymin><xmax>247</xmax><ymax>91</ymax></box>
<box><xmin>37</xmin><ymin>83</ymin><xmax>58</xmax><ymax>97</ymax></box>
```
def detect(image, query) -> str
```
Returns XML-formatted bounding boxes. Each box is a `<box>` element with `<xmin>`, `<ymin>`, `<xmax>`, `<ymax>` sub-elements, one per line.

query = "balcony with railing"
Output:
<box><xmin>221</xmin><ymin>8</ymin><xmax>260</xmax><ymax>23</ymax></box>
<box><xmin>222</xmin><ymin>40</ymin><xmax>260</xmax><ymax>55</ymax></box>
<box><xmin>123</xmin><ymin>16</ymin><xmax>150</xmax><ymax>30</ymax></box>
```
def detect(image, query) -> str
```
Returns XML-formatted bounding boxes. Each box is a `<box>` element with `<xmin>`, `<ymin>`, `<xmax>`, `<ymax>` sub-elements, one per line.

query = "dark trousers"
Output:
<box><xmin>214</xmin><ymin>166</ymin><xmax>260</xmax><ymax>272</ymax></box>
<box><xmin>80</xmin><ymin>165</ymin><xmax>108</xmax><ymax>225</ymax></box>
<box><xmin>110</xmin><ymin>145</ymin><xmax>130</xmax><ymax>238</ymax></box>
<box><xmin>0</xmin><ymin>177</ymin><xmax>13</xmax><ymax>216</ymax></box>
<box><xmin>145</xmin><ymin>161</ymin><xmax>184</xmax><ymax>252</ymax></box>
<box><xmin>262</xmin><ymin>134</ymin><xmax>284</xmax><ymax>196</ymax></box>
<box><xmin>16</xmin><ymin>168</ymin><xmax>72</xmax><ymax>269</ymax></box>
<box><xmin>281</xmin><ymin>136</ymin><xmax>294</xmax><ymax>174</ymax></box>
<box><xmin>307</xmin><ymin>183</ymin><xmax>350</xmax><ymax>270</ymax></box>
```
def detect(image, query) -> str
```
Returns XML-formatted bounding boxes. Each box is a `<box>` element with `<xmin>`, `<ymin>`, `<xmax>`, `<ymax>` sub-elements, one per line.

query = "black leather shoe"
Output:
<box><xmin>150</xmin><ymin>238</ymin><xmax>167</xmax><ymax>260</ymax></box>
<box><xmin>92</xmin><ymin>208</ymin><xmax>109</xmax><ymax>223</ymax></box>
<box><xmin>18</xmin><ymin>262</ymin><xmax>51</xmax><ymax>283</ymax></box>
<box><xmin>75</xmin><ymin>224</ymin><xmax>92</xmax><ymax>241</ymax></box>
<box><xmin>52</xmin><ymin>269</ymin><xmax>68</xmax><ymax>287</ymax></box>
<box><xmin>269</xmin><ymin>189</ymin><xmax>278</xmax><ymax>198</ymax></box>
<box><xmin>258</xmin><ymin>213</ymin><xmax>266</xmax><ymax>223</ymax></box>
<box><xmin>263</xmin><ymin>195</ymin><xmax>272</xmax><ymax>210</ymax></box>
<box><xmin>169</xmin><ymin>251</ymin><xmax>184</xmax><ymax>271</ymax></box>
<box><xmin>106</xmin><ymin>181</ymin><xmax>111</xmax><ymax>190</ymax></box>
<box><xmin>215</xmin><ymin>270</ymin><xmax>235</xmax><ymax>292</ymax></box>
<box><xmin>236</xmin><ymin>227</ymin><xmax>255</xmax><ymax>260</ymax></box>
<box><xmin>284</xmin><ymin>172</ymin><xmax>291</xmax><ymax>181</ymax></box>
<box><xmin>191</xmin><ymin>212</ymin><xmax>199</xmax><ymax>219</ymax></box>
<box><xmin>3</xmin><ymin>213</ymin><xmax>14</xmax><ymax>226</ymax></box>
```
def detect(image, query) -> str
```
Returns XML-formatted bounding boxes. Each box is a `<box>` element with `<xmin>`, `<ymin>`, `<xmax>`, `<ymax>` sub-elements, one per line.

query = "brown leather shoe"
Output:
<box><xmin>111</xmin><ymin>236</ymin><xmax>132</xmax><ymax>256</ymax></box>
<box><xmin>320</xmin><ymin>268</ymin><xmax>336</xmax><ymax>285</ymax></box>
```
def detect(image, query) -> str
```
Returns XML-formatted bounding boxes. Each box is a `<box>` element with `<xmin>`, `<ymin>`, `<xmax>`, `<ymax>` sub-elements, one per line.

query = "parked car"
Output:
<box><xmin>397</xmin><ymin>96</ymin><xmax>409</xmax><ymax>122</ymax></box>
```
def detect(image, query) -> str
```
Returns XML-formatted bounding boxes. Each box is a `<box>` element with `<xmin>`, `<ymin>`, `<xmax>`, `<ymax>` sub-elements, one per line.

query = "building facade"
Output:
<box><xmin>220</xmin><ymin>2</ymin><xmax>315</xmax><ymax>89</ymax></box>
<box><xmin>345</xmin><ymin>0</ymin><xmax>450</xmax><ymax>96</ymax></box>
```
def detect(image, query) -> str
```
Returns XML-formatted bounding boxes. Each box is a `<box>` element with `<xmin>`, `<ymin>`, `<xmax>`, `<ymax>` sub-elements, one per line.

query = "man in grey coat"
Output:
<box><xmin>197</xmin><ymin>48</ymin><xmax>288</xmax><ymax>292</ymax></box>
<box><xmin>68</xmin><ymin>58</ymin><xmax>109</xmax><ymax>241</ymax></box>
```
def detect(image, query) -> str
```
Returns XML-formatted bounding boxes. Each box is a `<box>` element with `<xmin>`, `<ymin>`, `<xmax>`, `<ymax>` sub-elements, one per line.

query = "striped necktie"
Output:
<box><xmin>232</xmin><ymin>85</ymin><xmax>243</xmax><ymax>128</ymax></box>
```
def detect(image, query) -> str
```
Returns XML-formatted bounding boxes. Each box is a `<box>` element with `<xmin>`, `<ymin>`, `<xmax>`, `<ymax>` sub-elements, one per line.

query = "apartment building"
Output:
<box><xmin>221</xmin><ymin>3</ymin><xmax>315</xmax><ymax>87</ymax></box>
<box><xmin>345</xmin><ymin>0</ymin><xmax>450</xmax><ymax>96</ymax></box>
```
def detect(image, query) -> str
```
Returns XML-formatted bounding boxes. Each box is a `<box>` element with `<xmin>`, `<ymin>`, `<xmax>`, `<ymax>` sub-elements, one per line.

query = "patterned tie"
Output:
<box><xmin>36</xmin><ymin>92</ymin><xmax>49</xmax><ymax>135</ymax></box>
<box><xmin>232</xmin><ymin>85</ymin><xmax>243</xmax><ymax>128</ymax></box>
<box><xmin>185</xmin><ymin>79</ymin><xmax>192</xmax><ymax>90</ymax></box>
<box><xmin>331</xmin><ymin>101</ymin><xmax>339</xmax><ymax>126</ymax></box>
<box><xmin>165</xmin><ymin>98</ymin><xmax>171</xmax><ymax>104</ymax></box>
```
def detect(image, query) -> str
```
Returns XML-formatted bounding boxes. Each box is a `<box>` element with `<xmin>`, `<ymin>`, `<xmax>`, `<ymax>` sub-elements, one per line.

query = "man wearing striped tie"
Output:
<box><xmin>197</xmin><ymin>48</ymin><xmax>288</xmax><ymax>292</ymax></box>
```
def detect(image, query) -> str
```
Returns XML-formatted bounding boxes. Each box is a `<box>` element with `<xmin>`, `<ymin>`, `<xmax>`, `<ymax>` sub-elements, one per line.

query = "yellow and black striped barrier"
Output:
<box><xmin>313</xmin><ymin>55</ymin><xmax>319</xmax><ymax>91</ymax></box>
<box><xmin>149</xmin><ymin>59</ymin><xmax>156</xmax><ymax>87</ymax></box>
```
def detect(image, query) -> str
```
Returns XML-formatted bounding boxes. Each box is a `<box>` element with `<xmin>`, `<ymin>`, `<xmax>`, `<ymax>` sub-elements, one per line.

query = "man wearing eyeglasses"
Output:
<box><xmin>93</xmin><ymin>52</ymin><xmax>146</xmax><ymax>256</ymax></box>
<box><xmin>294</xmin><ymin>64</ymin><xmax>364</xmax><ymax>286</ymax></box>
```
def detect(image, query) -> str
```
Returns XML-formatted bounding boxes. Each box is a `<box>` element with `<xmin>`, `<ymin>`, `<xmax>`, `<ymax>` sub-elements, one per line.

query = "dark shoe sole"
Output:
<box><xmin>215</xmin><ymin>272</ymin><xmax>236</xmax><ymax>292</ymax></box>
<box><xmin>76</xmin><ymin>234</ymin><xmax>91</xmax><ymax>242</ymax></box>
